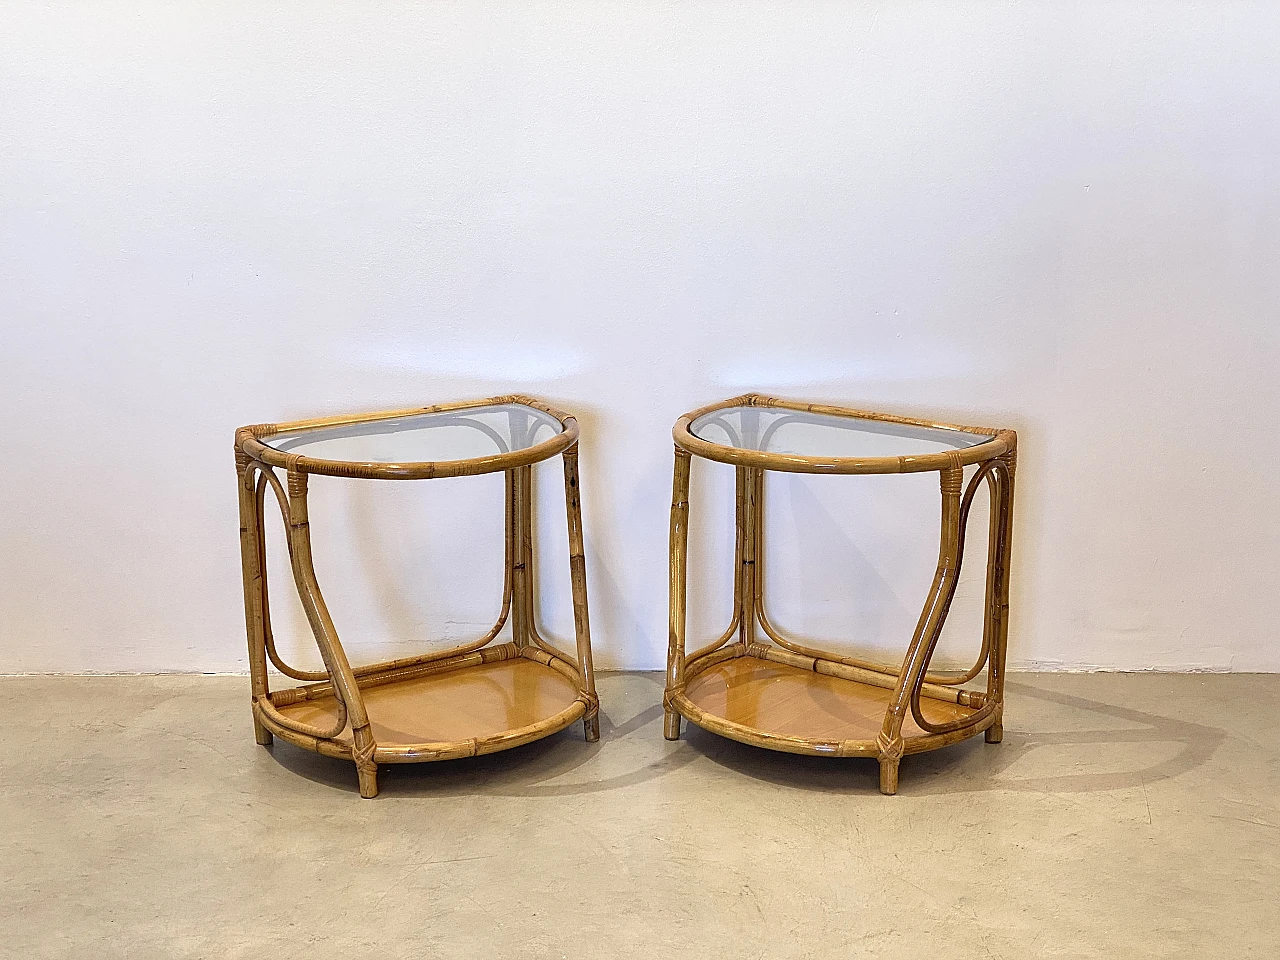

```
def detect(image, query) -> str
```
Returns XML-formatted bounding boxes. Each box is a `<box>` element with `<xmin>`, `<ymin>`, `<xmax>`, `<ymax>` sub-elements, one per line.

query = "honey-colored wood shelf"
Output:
<box><xmin>676</xmin><ymin>654</ymin><xmax>978</xmax><ymax>757</ymax></box>
<box><xmin>275</xmin><ymin>655</ymin><xmax>585</xmax><ymax>760</ymax></box>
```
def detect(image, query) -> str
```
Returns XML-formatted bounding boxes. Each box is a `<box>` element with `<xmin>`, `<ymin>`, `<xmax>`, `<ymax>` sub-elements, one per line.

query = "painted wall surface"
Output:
<box><xmin>3</xmin><ymin>2</ymin><xmax>1278</xmax><ymax>674</ymax></box>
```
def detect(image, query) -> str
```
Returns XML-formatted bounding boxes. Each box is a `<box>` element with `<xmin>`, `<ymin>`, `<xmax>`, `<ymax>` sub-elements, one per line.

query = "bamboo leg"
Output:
<box><xmin>511</xmin><ymin>466</ymin><xmax>534</xmax><ymax>649</ymax></box>
<box><xmin>236</xmin><ymin>451</ymin><xmax>273</xmax><ymax>746</ymax></box>
<box><xmin>562</xmin><ymin>445</ymin><xmax>600</xmax><ymax>742</ymax></box>
<box><xmin>986</xmin><ymin>447</ymin><xmax>1016</xmax><ymax>744</ymax></box>
<box><xmin>665</xmin><ymin>448</ymin><xmax>693</xmax><ymax>740</ymax></box>
<box><xmin>356</xmin><ymin>758</ymin><xmax>379</xmax><ymax>799</ymax></box>
<box><xmin>739</xmin><ymin>467</ymin><xmax>761</xmax><ymax>650</ymax></box>
<box><xmin>877</xmin><ymin>460</ymin><xmax>965</xmax><ymax>794</ymax></box>
<box><xmin>879</xmin><ymin>756</ymin><xmax>899</xmax><ymax>795</ymax></box>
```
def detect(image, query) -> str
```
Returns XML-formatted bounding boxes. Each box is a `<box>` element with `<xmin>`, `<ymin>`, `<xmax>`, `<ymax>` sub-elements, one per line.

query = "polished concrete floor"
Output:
<box><xmin>2</xmin><ymin>672</ymin><xmax>1276</xmax><ymax>959</ymax></box>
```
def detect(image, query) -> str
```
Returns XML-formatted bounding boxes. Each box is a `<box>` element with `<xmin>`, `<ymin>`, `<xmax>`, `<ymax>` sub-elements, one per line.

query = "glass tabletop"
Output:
<box><xmin>689</xmin><ymin>405</ymin><xmax>991</xmax><ymax>459</ymax></box>
<box><xmin>264</xmin><ymin>403</ymin><xmax>564</xmax><ymax>464</ymax></box>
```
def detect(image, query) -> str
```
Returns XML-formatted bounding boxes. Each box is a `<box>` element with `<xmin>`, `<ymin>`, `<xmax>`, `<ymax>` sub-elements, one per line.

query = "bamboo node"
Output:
<box><xmin>940</xmin><ymin>454</ymin><xmax>963</xmax><ymax>495</ymax></box>
<box><xmin>1001</xmin><ymin>447</ymin><xmax>1018</xmax><ymax>475</ymax></box>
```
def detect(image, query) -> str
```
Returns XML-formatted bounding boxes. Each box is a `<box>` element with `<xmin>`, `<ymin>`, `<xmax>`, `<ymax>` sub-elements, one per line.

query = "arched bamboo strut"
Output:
<box><xmin>749</xmin><ymin>466</ymin><xmax>990</xmax><ymax>689</ymax></box>
<box><xmin>249</xmin><ymin>458</ymin><xmax>519</xmax><ymax>687</ymax></box>
<box><xmin>877</xmin><ymin>461</ymin><xmax>967</xmax><ymax>786</ymax></box>
<box><xmin>677</xmin><ymin>462</ymin><xmax>748</xmax><ymax>666</ymax></box>
<box><xmin>284</xmin><ymin>468</ymin><xmax>377</xmax><ymax>794</ymax></box>
<box><xmin>248</xmin><ymin>448</ymin><xmax>514</xmax><ymax>686</ymax></box>
<box><xmin>240</xmin><ymin>459</ymin><xmax>349</xmax><ymax>740</ymax></box>
<box><xmin>908</xmin><ymin>460</ymin><xmax>1010</xmax><ymax>736</ymax></box>
<box><xmin>520</xmin><ymin>444</ymin><xmax>602</xmax><ymax>739</ymax></box>
<box><xmin>256</xmin><ymin>465</ymin><xmax>373</xmax><ymax>752</ymax></box>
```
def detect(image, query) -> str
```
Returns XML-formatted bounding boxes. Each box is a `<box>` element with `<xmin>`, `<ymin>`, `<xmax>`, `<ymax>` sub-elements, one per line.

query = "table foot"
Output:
<box><xmin>663</xmin><ymin>709</ymin><xmax>682</xmax><ymax>741</ymax></box>
<box><xmin>878</xmin><ymin>758</ymin><xmax>900</xmax><ymax>795</ymax></box>
<box><xmin>357</xmin><ymin>765</ymin><xmax>379</xmax><ymax>799</ymax></box>
<box><xmin>253</xmin><ymin>716</ymin><xmax>273</xmax><ymax>746</ymax></box>
<box><xmin>583</xmin><ymin>713</ymin><xmax>600</xmax><ymax>742</ymax></box>
<box><xmin>985</xmin><ymin>721</ymin><xmax>1003</xmax><ymax>744</ymax></box>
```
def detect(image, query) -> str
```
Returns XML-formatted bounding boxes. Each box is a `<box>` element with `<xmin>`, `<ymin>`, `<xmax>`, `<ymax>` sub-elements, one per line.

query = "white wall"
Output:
<box><xmin>3</xmin><ymin>1</ymin><xmax>1278</xmax><ymax>674</ymax></box>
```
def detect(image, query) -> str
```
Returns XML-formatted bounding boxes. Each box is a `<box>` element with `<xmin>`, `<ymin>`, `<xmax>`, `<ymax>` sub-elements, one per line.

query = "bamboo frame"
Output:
<box><xmin>663</xmin><ymin>394</ymin><xmax>1017</xmax><ymax>794</ymax></box>
<box><xmin>235</xmin><ymin>396</ymin><xmax>599</xmax><ymax>798</ymax></box>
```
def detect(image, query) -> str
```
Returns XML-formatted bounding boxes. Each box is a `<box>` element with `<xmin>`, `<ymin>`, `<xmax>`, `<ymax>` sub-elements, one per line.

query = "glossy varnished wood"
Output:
<box><xmin>680</xmin><ymin>655</ymin><xmax>977</xmax><ymax>754</ymax></box>
<box><xmin>275</xmin><ymin>656</ymin><xmax>583</xmax><ymax>756</ymax></box>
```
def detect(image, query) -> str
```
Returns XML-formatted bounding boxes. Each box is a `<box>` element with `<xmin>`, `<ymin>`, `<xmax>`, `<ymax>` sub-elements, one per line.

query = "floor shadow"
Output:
<box><xmin>263</xmin><ymin>674</ymin><xmax>1230</xmax><ymax>799</ymax></box>
<box><xmin>265</xmin><ymin>695</ymin><xmax>699</xmax><ymax>800</ymax></box>
<box><xmin>679</xmin><ymin>678</ymin><xmax>1229</xmax><ymax>796</ymax></box>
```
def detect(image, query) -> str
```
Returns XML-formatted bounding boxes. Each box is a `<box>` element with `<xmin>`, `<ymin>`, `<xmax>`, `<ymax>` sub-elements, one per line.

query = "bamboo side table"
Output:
<box><xmin>234</xmin><ymin>396</ymin><xmax>599</xmax><ymax>798</ymax></box>
<box><xmin>663</xmin><ymin>394</ymin><xmax>1017</xmax><ymax>794</ymax></box>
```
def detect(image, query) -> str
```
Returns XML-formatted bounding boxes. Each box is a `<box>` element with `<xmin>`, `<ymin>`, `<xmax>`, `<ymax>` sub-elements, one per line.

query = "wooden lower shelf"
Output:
<box><xmin>677</xmin><ymin>654</ymin><xmax>980</xmax><ymax>756</ymax></box>
<box><xmin>274</xmin><ymin>656</ymin><xmax>585</xmax><ymax>759</ymax></box>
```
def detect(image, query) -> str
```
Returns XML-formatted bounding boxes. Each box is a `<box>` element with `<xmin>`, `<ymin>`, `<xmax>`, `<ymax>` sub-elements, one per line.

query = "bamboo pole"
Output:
<box><xmin>235</xmin><ymin>451</ymin><xmax>273</xmax><ymax>745</ymax></box>
<box><xmin>985</xmin><ymin>447</ymin><xmax>1017</xmax><ymax>743</ymax></box>
<box><xmin>562</xmin><ymin>444</ymin><xmax>600</xmax><ymax>742</ymax></box>
<box><xmin>665</xmin><ymin>447</ymin><xmax>693</xmax><ymax>740</ymax></box>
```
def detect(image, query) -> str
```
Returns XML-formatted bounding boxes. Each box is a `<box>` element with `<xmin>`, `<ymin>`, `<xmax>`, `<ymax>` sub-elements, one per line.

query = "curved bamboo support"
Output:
<box><xmin>242</xmin><ymin>460</ymin><xmax>349</xmax><ymax>739</ymax></box>
<box><xmin>908</xmin><ymin>460</ymin><xmax>1006</xmax><ymax>735</ymax></box>
<box><xmin>684</xmin><ymin>641</ymin><xmax>747</xmax><ymax>678</ymax></box>
<box><xmin>285</xmin><ymin>470</ymin><xmax>372</xmax><ymax>748</ymax></box>
<box><xmin>876</xmin><ymin>461</ymin><xmax>965</xmax><ymax>792</ymax></box>
<box><xmin>253</xmin><ymin>467</ymin><xmax>328</xmax><ymax>683</ymax></box>
<box><xmin>749</xmin><ymin>465</ymin><xmax>990</xmax><ymax>689</ymax></box>
<box><xmin>684</xmin><ymin>465</ymin><xmax>747</xmax><ymax>664</ymax></box>
<box><xmin>686</xmin><ymin>614</ymin><xmax>742</xmax><ymax>666</ymax></box>
<box><xmin>254</xmin><ymin>462</ymin><xmax>514</xmax><ymax>684</ymax></box>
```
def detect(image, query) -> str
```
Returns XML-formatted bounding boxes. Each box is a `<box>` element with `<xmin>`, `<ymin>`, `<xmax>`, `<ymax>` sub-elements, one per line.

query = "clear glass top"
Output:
<box><xmin>690</xmin><ymin>406</ymin><xmax>991</xmax><ymax>459</ymax></box>
<box><xmin>264</xmin><ymin>403</ymin><xmax>563</xmax><ymax>464</ymax></box>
